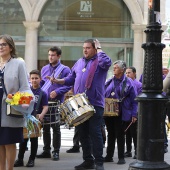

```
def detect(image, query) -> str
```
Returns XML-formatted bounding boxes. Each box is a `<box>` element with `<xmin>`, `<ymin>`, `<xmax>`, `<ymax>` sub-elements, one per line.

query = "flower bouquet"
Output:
<box><xmin>6</xmin><ymin>91</ymin><xmax>33</xmax><ymax>106</ymax></box>
<box><xmin>6</xmin><ymin>91</ymin><xmax>41</xmax><ymax>138</ymax></box>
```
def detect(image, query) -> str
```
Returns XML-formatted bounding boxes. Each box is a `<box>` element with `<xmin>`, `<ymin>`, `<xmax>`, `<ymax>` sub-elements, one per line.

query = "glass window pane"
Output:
<box><xmin>0</xmin><ymin>0</ymin><xmax>25</xmax><ymax>36</ymax></box>
<box><xmin>39</xmin><ymin>0</ymin><xmax>133</xmax><ymax>40</ymax></box>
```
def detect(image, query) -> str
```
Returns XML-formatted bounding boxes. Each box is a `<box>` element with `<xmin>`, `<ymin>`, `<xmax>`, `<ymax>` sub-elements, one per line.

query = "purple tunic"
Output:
<box><xmin>64</xmin><ymin>52</ymin><xmax>112</xmax><ymax>108</ymax></box>
<box><xmin>41</xmin><ymin>62</ymin><xmax>71</xmax><ymax>103</ymax></box>
<box><xmin>31</xmin><ymin>87</ymin><xmax>48</xmax><ymax>116</ymax></box>
<box><xmin>105</xmin><ymin>74</ymin><xmax>138</xmax><ymax>121</ymax></box>
<box><xmin>133</xmin><ymin>79</ymin><xmax>142</xmax><ymax>95</ymax></box>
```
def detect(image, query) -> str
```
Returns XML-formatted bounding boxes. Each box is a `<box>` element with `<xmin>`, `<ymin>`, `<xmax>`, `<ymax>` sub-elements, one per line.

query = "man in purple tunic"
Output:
<box><xmin>36</xmin><ymin>46</ymin><xmax>71</xmax><ymax>161</ymax></box>
<box><xmin>125</xmin><ymin>66</ymin><xmax>142</xmax><ymax>159</ymax></box>
<box><xmin>50</xmin><ymin>39</ymin><xmax>112</xmax><ymax>170</ymax></box>
<box><xmin>104</xmin><ymin>61</ymin><xmax>138</xmax><ymax>165</ymax></box>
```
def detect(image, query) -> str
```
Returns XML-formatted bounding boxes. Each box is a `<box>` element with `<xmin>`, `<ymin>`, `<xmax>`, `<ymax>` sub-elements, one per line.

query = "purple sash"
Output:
<box><xmin>41</xmin><ymin>64</ymin><xmax>65</xmax><ymax>93</ymax></box>
<box><xmin>85</xmin><ymin>57</ymin><xmax>98</xmax><ymax>89</ymax></box>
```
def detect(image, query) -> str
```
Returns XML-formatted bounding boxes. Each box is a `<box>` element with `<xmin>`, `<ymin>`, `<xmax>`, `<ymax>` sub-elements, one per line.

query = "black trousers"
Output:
<box><xmin>125</xmin><ymin>121</ymin><xmax>137</xmax><ymax>154</ymax></box>
<box><xmin>73</xmin><ymin>126</ymin><xmax>80</xmax><ymax>148</ymax></box>
<box><xmin>43</xmin><ymin>122</ymin><xmax>61</xmax><ymax>153</ymax></box>
<box><xmin>104</xmin><ymin>116</ymin><xmax>125</xmax><ymax>159</ymax></box>
<box><xmin>18</xmin><ymin>137</ymin><xmax>38</xmax><ymax>160</ymax></box>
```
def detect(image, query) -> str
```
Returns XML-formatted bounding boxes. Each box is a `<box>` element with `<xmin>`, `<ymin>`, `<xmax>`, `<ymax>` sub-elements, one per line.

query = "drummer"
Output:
<box><xmin>104</xmin><ymin>60</ymin><xmax>138</xmax><ymax>165</ymax></box>
<box><xmin>36</xmin><ymin>46</ymin><xmax>71</xmax><ymax>161</ymax></box>
<box><xmin>14</xmin><ymin>69</ymin><xmax>48</xmax><ymax>167</ymax></box>
<box><xmin>50</xmin><ymin>39</ymin><xmax>112</xmax><ymax>170</ymax></box>
<box><xmin>125</xmin><ymin>66</ymin><xmax>142</xmax><ymax>159</ymax></box>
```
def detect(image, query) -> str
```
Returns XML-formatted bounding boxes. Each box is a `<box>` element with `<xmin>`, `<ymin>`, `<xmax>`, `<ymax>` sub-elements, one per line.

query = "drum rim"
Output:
<box><xmin>105</xmin><ymin>98</ymin><xmax>119</xmax><ymax>102</ymax></box>
<box><xmin>48</xmin><ymin>101</ymin><xmax>58</xmax><ymax>104</ymax></box>
<box><xmin>62</xmin><ymin>93</ymin><xmax>86</xmax><ymax>105</ymax></box>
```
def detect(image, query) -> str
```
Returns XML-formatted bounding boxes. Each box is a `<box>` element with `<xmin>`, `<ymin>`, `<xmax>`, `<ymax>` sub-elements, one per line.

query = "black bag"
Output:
<box><xmin>6</xmin><ymin>104</ymin><xmax>23</xmax><ymax>118</ymax></box>
<box><xmin>0</xmin><ymin>76</ymin><xmax>23</xmax><ymax>118</ymax></box>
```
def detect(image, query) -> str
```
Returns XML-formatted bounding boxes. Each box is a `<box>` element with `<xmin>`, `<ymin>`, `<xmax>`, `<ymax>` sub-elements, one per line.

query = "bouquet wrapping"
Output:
<box><xmin>6</xmin><ymin>91</ymin><xmax>40</xmax><ymax>137</ymax></box>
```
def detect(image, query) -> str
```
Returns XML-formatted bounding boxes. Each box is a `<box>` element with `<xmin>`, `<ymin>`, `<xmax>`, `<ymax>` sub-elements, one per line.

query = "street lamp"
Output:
<box><xmin>129</xmin><ymin>0</ymin><xmax>170</xmax><ymax>169</ymax></box>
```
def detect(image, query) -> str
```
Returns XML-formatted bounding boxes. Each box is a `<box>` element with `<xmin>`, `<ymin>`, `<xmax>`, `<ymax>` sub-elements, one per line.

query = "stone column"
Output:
<box><xmin>132</xmin><ymin>24</ymin><xmax>146</xmax><ymax>79</ymax></box>
<box><xmin>23</xmin><ymin>21</ymin><xmax>40</xmax><ymax>72</ymax></box>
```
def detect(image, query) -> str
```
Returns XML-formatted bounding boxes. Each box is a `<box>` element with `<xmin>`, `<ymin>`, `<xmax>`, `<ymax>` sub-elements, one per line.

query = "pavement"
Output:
<box><xmin>14</xmin><ymin>125</ymin><xmax>170</xmax><ymax>170</ymax></box>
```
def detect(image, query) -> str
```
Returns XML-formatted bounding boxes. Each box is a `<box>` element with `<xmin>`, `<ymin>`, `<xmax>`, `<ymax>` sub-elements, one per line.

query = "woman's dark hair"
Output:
<box><xmin>0</xmin><ymin>34</ymin><xmax>17</xmax><ymax>58</ymax></box>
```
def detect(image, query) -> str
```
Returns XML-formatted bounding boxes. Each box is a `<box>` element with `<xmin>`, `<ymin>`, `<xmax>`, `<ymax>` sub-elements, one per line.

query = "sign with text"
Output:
<box><xmin>77</xmin><ymin>1</ymin><xmax>94</xmax><ymax>18</ymax></box>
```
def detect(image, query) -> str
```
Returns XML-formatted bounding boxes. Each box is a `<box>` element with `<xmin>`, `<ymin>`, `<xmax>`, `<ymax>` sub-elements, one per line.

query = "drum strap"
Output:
<box><xmin>85</xmin><ymin>56</ymin><xmax>98</xmax><ymax>90</ymax></box>
<box><xmin>34</xmin><ymin>90</ymin><xmax>43</xmax><ymax>115</ymax></box>
<box><xmin>119</xmin><ymin>77</ymin><xmax>127</xmax><ymax>102</ymax></box>
<box><xmin>41</xmin><ymin>63</ymin><xmax>65</xmax><ymax>94</ymax></box>
<box><xmin>113</xmin><ymin>77</ymin><xmax>127</xmax><ymax>102</ymax></box>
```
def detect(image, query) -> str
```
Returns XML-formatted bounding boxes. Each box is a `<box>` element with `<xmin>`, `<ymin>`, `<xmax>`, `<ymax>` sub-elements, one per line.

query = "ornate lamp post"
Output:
<box><xmin>129</xmin><ymin>0</ymin><xmax>170</xmax><ymax>169</ymax></box>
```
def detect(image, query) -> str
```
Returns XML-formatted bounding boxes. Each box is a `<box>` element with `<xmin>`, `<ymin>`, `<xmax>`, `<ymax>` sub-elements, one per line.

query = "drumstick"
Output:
<box><xmin>124</xmin><ymin>121</ymin><xmax>133</xmax><ymax>133</ymax></box>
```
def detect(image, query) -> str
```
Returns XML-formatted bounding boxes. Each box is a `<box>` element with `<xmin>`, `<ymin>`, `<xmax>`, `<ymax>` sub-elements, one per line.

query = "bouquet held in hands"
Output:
<box><xmin>6</xmin><ymin>91</ymin><xmax>40</xmax><ymax>136</ymax></box>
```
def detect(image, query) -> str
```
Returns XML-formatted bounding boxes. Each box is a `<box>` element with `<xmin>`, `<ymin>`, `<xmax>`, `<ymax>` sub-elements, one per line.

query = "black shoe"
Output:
<box><xmin>36</xmin><ymin>151</ymin><xmax>51</xmax><ymax>158</ymax></box>
<box><xmin>117</xmin><ymin>158</ymin><xmax>126</xmax><ymax>165</ymax></box>
<box><xmin>14</xmin><ymin>159</ymin><xmax>24</xmax><ymax>167</ymax></box>
<box><xmin>52</xmin><ymin>152</ymin><xmax>59</xmax><ymax>161</ymax></box>
<box><xmin>75</xmin><ymin>161</ymin><xmax>95</xmax><ymax>170</ymax></box>
<box><xmin>124</xmin><ymin>151</ymin><xmax>132</xmax><ymax>157</ymax></box>
<box><xmin>26</xmin><ymin>159</ymin><xmax>34</xmax><ymax>167</ymax></box>
<box><xmin>96</xmin><ymin>164</ymin><xmax>104</xmax><ymax>170</ymax></box>
<box><xmin>104</xmin><ymin>156</ymin><xmax>113</xmax><ymax>162</ymax></box>
<box><xmin>133</xmin><ymin>155</ymin><xmax>137</xmax><ymax>159</ymax></box>
<box><xmin>164</xmin><ymin>145</ymin><xmax>168</xmax><ymax>153</ymax></box>
<box><xmin>66</xmin><ymin>147</ymin><xmax>80</xmax><ymax>153</ymax></box>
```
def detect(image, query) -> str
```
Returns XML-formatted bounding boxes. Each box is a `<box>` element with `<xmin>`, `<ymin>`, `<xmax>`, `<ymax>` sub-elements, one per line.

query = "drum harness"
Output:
<box><xmin>112</xmin><ymin>76</ymin><xmax>128</xmax><ymax>103</ymax></box>
<box><xmin>34</xmin><ymin>89</ymin><xmax>43</xmax><ymax>116</ymax></box>
<box><xmin>84</xmin><ymin>56</ymin><xmax>99</xmax><ymax>113</ymax></box>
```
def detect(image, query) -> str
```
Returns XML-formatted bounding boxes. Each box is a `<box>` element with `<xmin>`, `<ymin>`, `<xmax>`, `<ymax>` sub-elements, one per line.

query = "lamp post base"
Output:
<box><xmin>129</xmin><ymin>160</ymin><xmax>170</xmax><ymax>170</ymax></box>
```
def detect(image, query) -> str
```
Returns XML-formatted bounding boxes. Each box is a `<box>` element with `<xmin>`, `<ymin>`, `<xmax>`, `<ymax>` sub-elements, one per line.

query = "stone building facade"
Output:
<box><xmin>0</xmin><ymin>0</ymin><xmax>167</xmax><ymax>78</ymax></box>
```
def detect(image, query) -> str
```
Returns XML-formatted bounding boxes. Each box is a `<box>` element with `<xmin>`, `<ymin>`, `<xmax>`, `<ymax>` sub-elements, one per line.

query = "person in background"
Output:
<box><xmin>49</xmin><ymin>39</ymin><xmax>112</xmax><ymax>170</ymax></box>
<box><xmin>162</xmin><ymin>68</ymin><xmax>170</xmax><ymax>153</ymax></box>
<box><xmin>66</xmin><ymin>126</ymin><xmax>80</xmax><ymax>153</ymax></box>
<box><xmin>104</xmin><ymin>60</ymin><xmax>138</xmax><ymax>165</ymax></box>
<box><xmin>14</xmin><ymin>70</ymin><xmax>48</xmax><ymax>167</ymax></box>
<box><xmin>125</xmin><ymin>66</ymin><xmax>142</xmax><ymax>159</ymax></box>
<box><xmin>36</xmin><ymin>46</ymin><xmax>71</xmax><ymax>161</ymax></box>
<box><xmin>0</xmin><ymin>34</ymin><xmax>34</xmax><ymax>170</ymax></box>
<box><xmin>162</xmin><ymin>68</ymin><xmax>169</xmax><ymax>79</ymax></box>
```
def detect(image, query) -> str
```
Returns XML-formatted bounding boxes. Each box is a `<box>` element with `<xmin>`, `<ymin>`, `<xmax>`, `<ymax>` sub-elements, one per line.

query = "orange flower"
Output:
<box><xmin>7</xmin><ymin>94</ymin><xmax>13</xmax><ymax>99</ymax></box>
<box><xmin>19</xmin><ymin>96</ymin><xmax>32</xmax><ymax>105</ymax></box>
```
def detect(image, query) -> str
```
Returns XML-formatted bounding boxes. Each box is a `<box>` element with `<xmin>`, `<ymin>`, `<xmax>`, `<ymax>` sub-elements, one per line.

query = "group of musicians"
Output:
<box><xmin>14</xmin><ymin>39</ymin><xmax>144</xmax><ymax>170</ymax></box>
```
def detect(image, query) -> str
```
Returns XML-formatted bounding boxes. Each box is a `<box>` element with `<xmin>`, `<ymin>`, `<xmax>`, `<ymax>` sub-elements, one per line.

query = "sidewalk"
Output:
<box><xmin>14</xmin><ymin>126</ymin><xmax>170</xmax><ymax>170</ymax></box>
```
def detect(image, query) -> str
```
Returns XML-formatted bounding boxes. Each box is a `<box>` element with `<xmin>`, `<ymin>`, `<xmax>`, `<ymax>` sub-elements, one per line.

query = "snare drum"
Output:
<box><xmin>23</xmin><ymin>121</ymin><xmax>42</xmax><ymax>139</ymax></box>
<box><xmin>60</xmin><ymin>93</ymin><xmax>95</xmax><ymax>126</ymax></box>
<box><xmin>43</xmin><ymin>101</ymin><xmax>60</xmax><ymax>125</ymax></box>
<box><xmin>64</xmin><ymin>90</ymin><xmax>73</xmax><ymax>101</ymax></box>
<box><xmin>104</xmin><ymin>98</ymin><xmax>119</xmax><ymax>116</ymax></box>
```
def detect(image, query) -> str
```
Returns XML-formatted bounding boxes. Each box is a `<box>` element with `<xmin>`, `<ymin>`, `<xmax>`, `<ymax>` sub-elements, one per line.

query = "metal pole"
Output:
<box><xmin>129</xmin><ymin>0</ymin><xmax>170</xmax><ymax>169</ymax></box>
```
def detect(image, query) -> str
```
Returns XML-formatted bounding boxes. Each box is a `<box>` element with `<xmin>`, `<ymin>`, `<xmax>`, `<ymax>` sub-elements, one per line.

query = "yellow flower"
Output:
<box><xmin>10</xmin><ymin>93</ymin><xmax>20</xmax><ymax>105</ymax></box>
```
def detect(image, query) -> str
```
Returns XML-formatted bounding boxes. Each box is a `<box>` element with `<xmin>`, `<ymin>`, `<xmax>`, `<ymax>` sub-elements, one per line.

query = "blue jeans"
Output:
<box><xmin>77</xmin><ymin>106</ymin><xmax>104</xmax><ymax>165</ymax></box>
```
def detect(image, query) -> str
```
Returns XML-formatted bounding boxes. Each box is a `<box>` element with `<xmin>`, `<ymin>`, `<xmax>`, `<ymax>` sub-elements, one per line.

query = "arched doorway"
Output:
<box><xmin>38</xmin><ymin>0</ymin><xmax>134</xmax><ymax>77</ymax></box>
